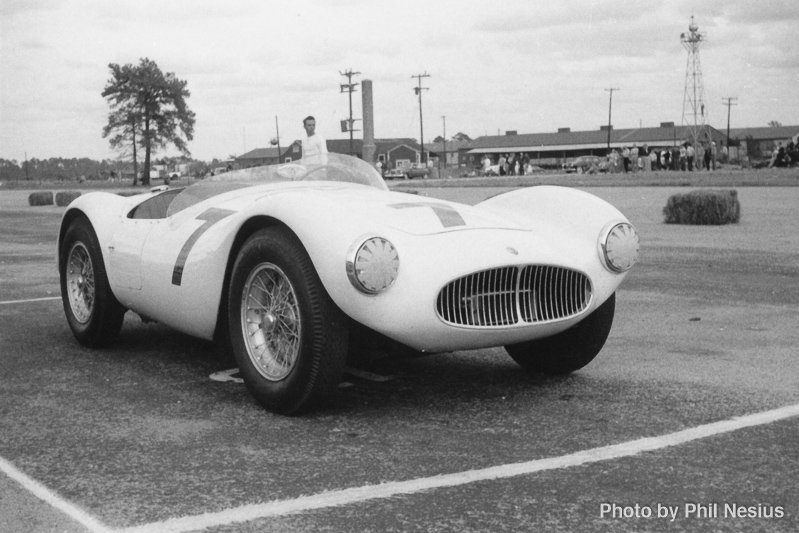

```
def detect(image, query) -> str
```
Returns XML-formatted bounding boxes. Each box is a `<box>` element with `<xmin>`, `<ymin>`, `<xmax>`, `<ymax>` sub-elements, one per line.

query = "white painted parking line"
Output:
<box><xmin>0</xmin><ymin>455</ymin><xmax>115</xmax><ymax>533</ymax></box>
<box><xmin>0</xmin><ymin>296</ymin><xmax>61</xmax><ymax>305</ymax></box>
<box><xmin>118</xmin><ymin>403</ymin><xmax>799</xmax><ymax>533</ymax></box>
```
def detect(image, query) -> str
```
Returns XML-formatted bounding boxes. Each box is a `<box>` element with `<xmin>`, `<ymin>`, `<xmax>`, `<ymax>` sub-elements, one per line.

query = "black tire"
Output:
<box><xmin>505</xmin><ymin>293</ymin><xmax>615</xmax><ymax>375</ymax></box>
<box><xmin>228</xmin><ymin>227</ymin><xmax>349</xmax><ymax>415</ymax></box>
<box><xmin>59</xmin><ymin>217</ymin><xmax>126</xmax><ymax>347</ymax></box>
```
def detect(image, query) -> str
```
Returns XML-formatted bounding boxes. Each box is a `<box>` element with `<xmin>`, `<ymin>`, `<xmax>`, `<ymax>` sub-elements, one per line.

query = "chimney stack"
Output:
<box><xmin>361</xmin><ymin>79</ymin><xmax>375</xmax><ymax>163</ymax></box>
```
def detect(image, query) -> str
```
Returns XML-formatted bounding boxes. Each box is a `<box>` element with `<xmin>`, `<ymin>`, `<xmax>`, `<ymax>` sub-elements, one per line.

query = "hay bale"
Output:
<box><xmin>55</xmin><ymin>191</ymin><xmax>82</xmax><ymax>206</ymax></box>
<box><xmin>28</xmin><ymin>191</ymin><xmax>54</xmax><ymax>206</ymax></box>
<box><xmin>663</xmin><ymin>189</ymin><xmax>741</xmax><ymax>225</ymax></box>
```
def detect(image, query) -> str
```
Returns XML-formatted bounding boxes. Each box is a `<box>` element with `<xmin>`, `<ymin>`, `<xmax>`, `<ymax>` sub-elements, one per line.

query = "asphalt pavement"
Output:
<box><xmin>1</xmin><ymin>187</ymin><xmax>798</xmax><ymax>532</ymax></box>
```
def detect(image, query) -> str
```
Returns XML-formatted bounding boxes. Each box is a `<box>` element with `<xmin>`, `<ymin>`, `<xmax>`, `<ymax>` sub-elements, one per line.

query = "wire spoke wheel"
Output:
<box><xmin>66</xmin><ymin>242</ymin><xmax>95</xmax><ymax>324</ymax></box>
<box><xmin>59</xmin><ymin>217</ymin><xmax>126</xmax><ymax>347</ymax></box>
<box><xmin>241</xmin><ymin>263</ymin><xmax>302</xmax><ymax>381</ymax></box>
<box><xmin>228</xmin><ymin>227</ymin><xmax>349</xmax><ymax>415</ymax></box>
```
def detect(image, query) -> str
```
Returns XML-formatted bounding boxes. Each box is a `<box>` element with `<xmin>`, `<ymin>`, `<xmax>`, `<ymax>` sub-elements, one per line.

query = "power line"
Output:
<box><xmin>412</xmin><ymin>72</ymin><xmax>430</xmax><ymax>164</ymax></box>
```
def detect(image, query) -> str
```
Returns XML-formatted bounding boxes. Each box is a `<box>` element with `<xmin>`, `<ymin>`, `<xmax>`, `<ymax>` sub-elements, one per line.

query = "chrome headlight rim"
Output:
<box><xmin>346</xmin><ymin>235</ymin><xmax>400</xmax><ymax>295</ymax></box>
<box><xmin>599</xmin><ymin>221</ymin><xmax>639</xmax><ymax>273</ymax></box>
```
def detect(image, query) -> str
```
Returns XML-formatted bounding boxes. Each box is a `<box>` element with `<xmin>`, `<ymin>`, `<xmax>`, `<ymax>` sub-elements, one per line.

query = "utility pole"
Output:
<box><xmin>340</xmin><ymin>69</ymin><xmax>361</xmax><ymax>157</ymax></box>
<box><xmin>412</xmin><ymin>72</ymin><xmax>430</xmax><ymax>164</ymax></box>
<box><xmin>722</xmin><ymin>96</ymin><xmax>737</xmax><ymax>148</ymax></box>
<box><xmin>605</xmin><ymin>87</ymin><xmax>619</xmax><ymax>152</ymax></box>
<box><xmin>441</xmin><ymin>115</ymin><xmax>447</xmax><ymax>171</ymax></box>
<box><xmin>270</xmin><ymin>116</ymin><xmax>282</xmax><ymax>164</ymax></box>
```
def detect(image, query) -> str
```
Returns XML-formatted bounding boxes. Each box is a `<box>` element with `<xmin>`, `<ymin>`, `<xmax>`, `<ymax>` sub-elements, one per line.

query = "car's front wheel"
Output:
<box><xmin>505</xmin><ymin>293</ymin><xmax>615</xmax><ymax>375</ymax></box>
<box><xmin>228</xmin><ymin>227</ymin><xmax>349</xmax><ymax>415</ymax></box>
<box><xmin>59</xmin><ymin>217</ymin><xmax>126</xmax><ymax>347</ymax></box>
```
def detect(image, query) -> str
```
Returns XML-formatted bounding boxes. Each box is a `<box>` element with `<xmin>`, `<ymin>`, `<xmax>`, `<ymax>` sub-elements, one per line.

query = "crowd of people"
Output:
<box><xmin>480</xmin><ymin>153</ymin><xmax>536</xmax><ymax>176</ymax></box>
<box><xmin>607</xmin><ymin>141</ymin><xmax>727</xmax><ymax>173</ymax></box>
<box><xmin>768</xmin><ymin>140</ymin><xmax>798</xmax><ymax>168</ymax></box>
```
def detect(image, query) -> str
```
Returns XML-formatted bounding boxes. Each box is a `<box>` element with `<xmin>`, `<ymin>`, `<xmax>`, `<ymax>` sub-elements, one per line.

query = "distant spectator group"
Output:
<box><xmin>481</xmin><ymin>153</ymin><xmax>535</xmax><ymax>176</ymax></box>
<box><xmin>608</xmin><ymin>140</ymin><xmax>726</xmax><ymax>173</ymax></box>
<box><xmin>768</xmin><ymin>140</ymin><xmax>797</xmax><ymax>168</ymax></box>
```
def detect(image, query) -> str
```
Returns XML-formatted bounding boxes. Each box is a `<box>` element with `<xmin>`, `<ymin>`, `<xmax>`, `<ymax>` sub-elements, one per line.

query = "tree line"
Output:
<box><xmin>0</xmin><ymin>156</ymin><xmax>226</xmax><ymax>183</ymax></box>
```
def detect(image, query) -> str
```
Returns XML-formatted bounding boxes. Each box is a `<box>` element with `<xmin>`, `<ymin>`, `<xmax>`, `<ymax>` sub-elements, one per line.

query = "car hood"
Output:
<box><xmin>171</xmin><ymin>180</ymin><xmax>524</xmax><ymax>236</ymax></box>
<box><xmin>287</xmin><ymin>186</ymin><xmax>525</xmax><ymax>236</ymax></box>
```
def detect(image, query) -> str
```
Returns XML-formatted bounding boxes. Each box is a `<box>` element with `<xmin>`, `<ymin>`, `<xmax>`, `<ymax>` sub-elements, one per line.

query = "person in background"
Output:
<box><xmin>711</xmin><ymin>141</ymin><xmax>717</xmax><ymax>170</ymax></box>
<box><xmin>622</xmin><ymin>146</ymin><xmax>630</xmax><ymax>173</ymax></box>
<box><xmin>301</xmin><ymin>116</ymin><xmax>328</xmax><ymax>158</ymax></box>
<box><xmin>679</xmin><ymin>143</ymin><xmax>687</xmax><ymax>171</ymax></box>
<box><xmin>686</xmin><ymin>142</ymin><xmax>695</xmax><ymax>171</ymax></box>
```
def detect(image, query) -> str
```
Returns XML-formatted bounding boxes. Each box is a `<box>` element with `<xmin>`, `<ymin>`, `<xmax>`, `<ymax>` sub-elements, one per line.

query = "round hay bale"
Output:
<box><xmin>28</xmin><ymin>191</ymin><xmax>54</xmax><ymax>206</ymax></box>
<box><xmin>55</xmin><ymin>191</ymin><xmax>82</xmax><ymax>206</ymax></box>
<box><xmin>663</xmin><ymin>189</ymin><xmax>741</xmax><ymax>225</ymax></box>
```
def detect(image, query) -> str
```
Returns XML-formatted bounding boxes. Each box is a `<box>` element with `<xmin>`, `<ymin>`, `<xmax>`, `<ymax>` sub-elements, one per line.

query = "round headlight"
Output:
<box><xmin>346</xmin><ymin>237</ymin><xmax>399</xmax><ymax>294</ymax></box>
<box><xmin>601</xmin><ymin>222</ymin><xmax>639</xmax><ymax>273</ymax></box>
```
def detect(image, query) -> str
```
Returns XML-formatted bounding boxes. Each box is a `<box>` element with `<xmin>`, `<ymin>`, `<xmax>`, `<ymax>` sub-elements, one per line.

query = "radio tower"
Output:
<box><xmin>680</xmin><ymin>16</ymin><xmax>710</xmax><ymax>149</ymax></box>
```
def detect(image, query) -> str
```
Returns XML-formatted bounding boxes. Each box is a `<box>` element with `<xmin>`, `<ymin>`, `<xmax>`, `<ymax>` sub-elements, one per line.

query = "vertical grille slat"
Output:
<box><xmin>437</xmin><ymin>265</ymin><xmax>592</xmax><ymax>327</ymax></box>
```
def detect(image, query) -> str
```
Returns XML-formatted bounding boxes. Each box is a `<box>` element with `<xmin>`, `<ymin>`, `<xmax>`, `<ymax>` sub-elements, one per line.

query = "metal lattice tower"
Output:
<box><xmin>680</xmin><ymin>16</ymin><xmax>711</xmax><ymax>148</ymax></box>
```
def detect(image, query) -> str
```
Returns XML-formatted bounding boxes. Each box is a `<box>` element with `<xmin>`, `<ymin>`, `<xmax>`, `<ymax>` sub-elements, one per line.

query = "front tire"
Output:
<box><xmin>228</xmin><ymin>227</ymin><xmax>349</xmax><ymax>415</ymax></box>
<box><xmin>505</xmin><ymin>293</ymin><xmax>615</xmax><ymax>375</ymax></box>
<box><xmin>59</xmin><ymin>217</ymin><xmax>126</xmax><ymax>347</ymax></box>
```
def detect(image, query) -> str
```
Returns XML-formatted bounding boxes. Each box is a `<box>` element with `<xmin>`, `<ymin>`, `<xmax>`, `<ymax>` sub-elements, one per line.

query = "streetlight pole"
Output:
<box><xmin>605</xmin><ymin>87</ymin><xmax>619</xmax><ymax>152</ymax></box>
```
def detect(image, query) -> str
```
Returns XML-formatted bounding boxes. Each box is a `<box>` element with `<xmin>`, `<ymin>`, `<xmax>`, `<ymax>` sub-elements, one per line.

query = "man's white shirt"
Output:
<box><xmin>302</xmin><ymin>134</ymin><xmax>328</xmax><ymax>157</ymax></box>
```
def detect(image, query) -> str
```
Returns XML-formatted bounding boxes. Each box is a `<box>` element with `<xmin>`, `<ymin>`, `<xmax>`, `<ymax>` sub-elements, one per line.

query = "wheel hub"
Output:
<box><xmin>241</xmin><ymin>263</ymin><xmax>301</xmax><ymax>381</ymax></box>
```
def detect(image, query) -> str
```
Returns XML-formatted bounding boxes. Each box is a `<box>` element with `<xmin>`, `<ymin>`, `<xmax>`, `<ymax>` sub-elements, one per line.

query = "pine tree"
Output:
<box><xmin>102</xmin><ymin>58</ymin><xmax>195</xmax><ymax>186</ymax></box>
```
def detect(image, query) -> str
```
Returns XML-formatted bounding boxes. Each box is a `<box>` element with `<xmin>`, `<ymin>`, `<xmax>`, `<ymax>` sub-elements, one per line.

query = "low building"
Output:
<box><xmin>235</xmin><ymin>144</ymin><xmax>298</xmax><ymax>168</ymax></box>
<box><xmin>727</xmin><ymin>125</ymin><xmax>799</xmax><ymax>161</ymax></box>
<box><xmin>464</xmin><ymin>123</ymin><xmax>729</xmax><ymax>169</ymax></box>
<box><xmin>237</xmin><ymin>138</ymin><xmax>425</xmax><ymax>171</ymax></box>
<box><xmin>424</xmin><ymin>139</ymin><xmax>474</xmax><ymax>168</ymax></box>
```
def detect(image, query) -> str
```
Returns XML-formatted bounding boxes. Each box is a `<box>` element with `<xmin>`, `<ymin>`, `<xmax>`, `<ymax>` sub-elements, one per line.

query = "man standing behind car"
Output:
<box><xmin>301</xmin><ymin>116</ymin><xmax>328</xmax><ymax>158</ymax></box>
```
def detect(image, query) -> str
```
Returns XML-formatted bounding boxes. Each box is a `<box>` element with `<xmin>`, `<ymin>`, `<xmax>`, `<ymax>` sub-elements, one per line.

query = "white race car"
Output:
<box><xmin>59</xmin><ymin>153</ymin><xmax>639</xmax><ymax>415</ymax></box>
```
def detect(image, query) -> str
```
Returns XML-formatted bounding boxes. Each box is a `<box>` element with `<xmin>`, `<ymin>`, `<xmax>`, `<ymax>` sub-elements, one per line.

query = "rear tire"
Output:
<box><xmin>505</xmin><ymin>293</ymin><xmax>615</xmax><ymax>375</ymax></box>
<box><xmin>228</xmin><ymin>227</ymin><xmax>348</xmax><ymax>415</ymax></box>
<box><xmin>59</xmin><ymin>217</ymin><xmax>126</xmax><ymax>347</ymax></box>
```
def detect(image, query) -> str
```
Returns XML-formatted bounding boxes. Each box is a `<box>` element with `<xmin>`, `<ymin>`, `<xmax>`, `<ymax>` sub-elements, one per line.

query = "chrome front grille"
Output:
<box><xmin>436</xmin><ymin>266</ymin><xmax>592</xmax><ymax>327</ymax></box>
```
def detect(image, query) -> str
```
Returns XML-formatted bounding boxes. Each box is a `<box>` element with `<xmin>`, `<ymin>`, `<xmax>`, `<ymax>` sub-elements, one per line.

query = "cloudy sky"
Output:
<box><xmin>1</xmin><ymin>0</ymin><xmax>797</xmax><ymax>163</ymax></box>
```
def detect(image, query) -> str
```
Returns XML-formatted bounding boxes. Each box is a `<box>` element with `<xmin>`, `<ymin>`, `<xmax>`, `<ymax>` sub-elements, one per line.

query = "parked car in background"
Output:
<box><xmin>384</xmin><ymin>168</ymin><xmax>405</xmax><ymax>179</ymax></box>
<box><xmin>403</xmin><ymin>163</ymin><xmax>429</xmax><ymax>179</ymax></box>
<box><xmin>563</xmin><ymin>155</ymin><xmax>609</xmax><ymax>174</ymax></box>
<box><xmin>384</xmin><ymin>164</ymin><xmax>428</xmax><ymax>180</ymax></box>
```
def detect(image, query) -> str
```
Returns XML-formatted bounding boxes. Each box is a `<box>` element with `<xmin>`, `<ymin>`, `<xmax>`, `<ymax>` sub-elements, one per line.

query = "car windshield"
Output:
<box><xmin>166</xmin><ymin>153</ymin><xmax>387</xmax><ymax>217</ymax></box>
<box><xmin>211</xmin><ymin>153</ymin><xmax>386</xmax><ymax>189</ymax></box>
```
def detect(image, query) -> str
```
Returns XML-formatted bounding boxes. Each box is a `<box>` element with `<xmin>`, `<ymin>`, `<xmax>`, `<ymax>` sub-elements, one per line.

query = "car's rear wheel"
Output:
<box><xmin>228</xmin><ymin>227</ymin><xmax>348</xmax><ymax>415</ymax></box>
<box><xmin>60</xmin><ymin>217</ymin><xmax>126</xmax><ymax>347</ymax></box>
<box><xmin>505</xmin><ymin>293</ymin><xmax>615</xmax><ymax>375</ymax></box>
